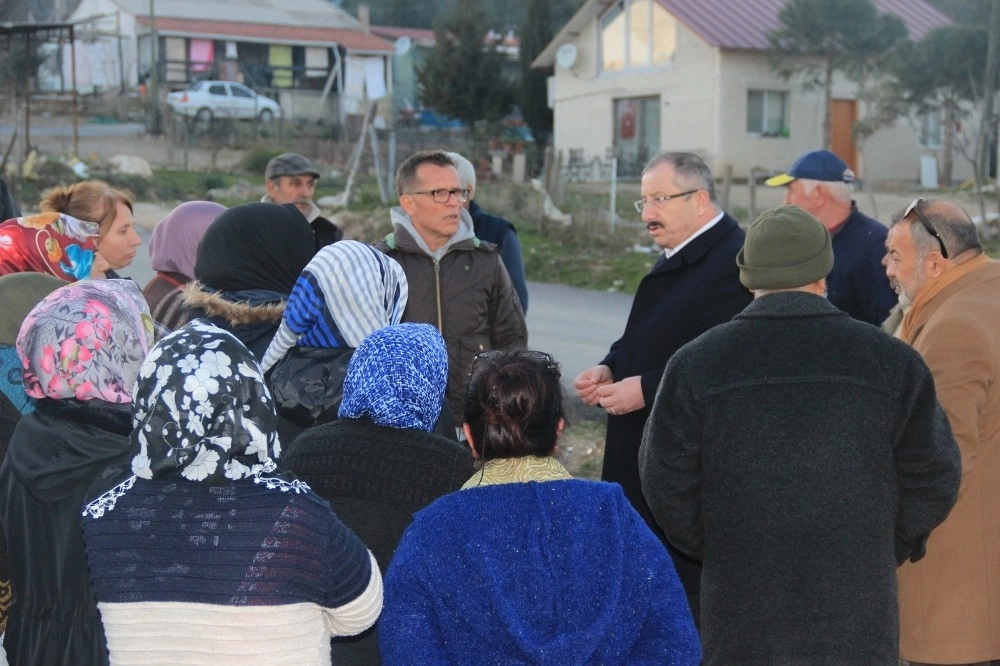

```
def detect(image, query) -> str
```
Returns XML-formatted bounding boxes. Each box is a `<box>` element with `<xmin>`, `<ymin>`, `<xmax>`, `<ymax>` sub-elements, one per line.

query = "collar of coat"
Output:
<box><xmin>736</xmin><ymin>291</ymin><xmax>847</xmax><ymax>321</ymax></box>
<box><xmin>652</xmin><ymin>212</ymin><xmax>740</xmax><ymax>273</ymax></box>
<box><xmin>181</xmin><ymin>281</ymin><xmax>286</xmax><ymax>326</ymax></box>
<box><xmin>381</xmin><ymin>225</ymin><xmax>483</xmax><ymax>255</ymax></box>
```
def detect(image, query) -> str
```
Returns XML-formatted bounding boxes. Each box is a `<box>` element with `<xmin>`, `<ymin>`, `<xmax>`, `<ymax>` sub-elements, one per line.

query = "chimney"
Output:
<box><xmin>358</xmin><ymin>4</ymin><xmax>370</xmax><ymax>33</ymax></box>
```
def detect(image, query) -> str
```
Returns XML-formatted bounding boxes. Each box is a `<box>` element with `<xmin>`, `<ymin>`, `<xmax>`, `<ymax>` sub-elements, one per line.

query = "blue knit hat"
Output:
<box><xmin>338</xmin><ymin>323</ymin><xmax>447</xmax><ymax>432</ymax></box>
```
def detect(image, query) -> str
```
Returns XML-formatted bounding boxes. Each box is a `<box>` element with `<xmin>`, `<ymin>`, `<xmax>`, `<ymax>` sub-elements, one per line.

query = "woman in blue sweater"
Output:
<box><xmin>379</xmin><ymin>349</ymin><xmax>701</xmax><ymax>665</ymax></box>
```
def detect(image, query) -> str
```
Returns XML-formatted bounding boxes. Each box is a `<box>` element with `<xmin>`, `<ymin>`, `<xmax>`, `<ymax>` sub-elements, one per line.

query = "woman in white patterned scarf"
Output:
<box><xmin>81</xmin><ymin>320</ymin><xmax>382</xmax><ymax>666</ymax></box>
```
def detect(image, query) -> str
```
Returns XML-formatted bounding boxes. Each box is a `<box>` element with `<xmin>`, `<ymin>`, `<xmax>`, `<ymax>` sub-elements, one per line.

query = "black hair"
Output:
<box><xmin>463</xmin><ymin>350</ymin><xmax>564</xmax><ymax>461</ymax></box>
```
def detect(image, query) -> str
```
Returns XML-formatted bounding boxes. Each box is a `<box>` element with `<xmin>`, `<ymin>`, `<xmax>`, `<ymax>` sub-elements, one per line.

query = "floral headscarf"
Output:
<box><xmin>126</xmin><ymin>320</ymin><xmax>305</xmax><ymax>491</ymax></box>
<box><xmin>338</xmin><ymin>323</ymin><xmax>448</xmax><ymax>432</ymax></box>
<box><xmin>16</xmin><ymin>279</ymin><xmax>152</xmax><ymax>403</ymax></box>
<box><xmin>0</xmin><ymin>212</ymin><xmax>100</xmax><ymax>280</ymax></box>
<box><xmin>259</xmin><ymin>241</ymin><xmax>408</xmax><ymax>372</ymax></box>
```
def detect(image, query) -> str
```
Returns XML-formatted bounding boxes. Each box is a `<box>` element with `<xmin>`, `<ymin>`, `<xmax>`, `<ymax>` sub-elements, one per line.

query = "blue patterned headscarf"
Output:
<box><xmin>338</xmin><ymin>323</ymin><xmax>447</xmax><ymax>432</ymax></box>
<box><xmin>259</xmin><ymin>241</ymin><xmax>408</xmax><ymax>372</ymax></box>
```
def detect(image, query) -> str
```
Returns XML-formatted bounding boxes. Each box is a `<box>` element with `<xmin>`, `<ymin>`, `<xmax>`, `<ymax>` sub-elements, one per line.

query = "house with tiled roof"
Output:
<box><xmin>66</xmin><ymin>0</ymin><xmax>394</xmax><ymax>120</ymax></box>
<box><xmin>533</xmin><ymin>0</ymin><xmax>964</xmax><ymax>184</ymax></box>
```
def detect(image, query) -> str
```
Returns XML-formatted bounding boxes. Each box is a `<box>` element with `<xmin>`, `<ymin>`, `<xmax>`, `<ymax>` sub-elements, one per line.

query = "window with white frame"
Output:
<box><xmin>600</xmin><ymin>0</ymin><xmax>676</xmax><ymax>73</ymax></box>
<box><xmin>747</xmin><ymin>90</ymin><xmax>788</xmax><ymax>136</ymax></box>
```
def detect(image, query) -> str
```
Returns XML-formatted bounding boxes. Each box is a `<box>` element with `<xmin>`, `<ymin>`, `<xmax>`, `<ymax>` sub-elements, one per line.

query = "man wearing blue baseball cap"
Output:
<box><xmin>766</xmin><ymin>149</ymin><xmax>896</xmax><ymax>325</ymax></box>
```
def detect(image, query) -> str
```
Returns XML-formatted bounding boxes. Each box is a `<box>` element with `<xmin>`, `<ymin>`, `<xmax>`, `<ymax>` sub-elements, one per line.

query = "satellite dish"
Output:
<box><xmin>555</xmin><ymin>43</ymin><xmax>578</xmax><ymax>69</ymax></box>
<box><xmin>394</xmin><ymin>36</ymin><xmax>412</xmax><ymax>56</ymax></box>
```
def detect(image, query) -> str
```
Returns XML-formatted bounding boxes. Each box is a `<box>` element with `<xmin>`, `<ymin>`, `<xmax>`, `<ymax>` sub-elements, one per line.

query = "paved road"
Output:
<box><xmin>121</xmin><ymin>223</ymin><xmax>633</xmax><ymax>390</ymax></box>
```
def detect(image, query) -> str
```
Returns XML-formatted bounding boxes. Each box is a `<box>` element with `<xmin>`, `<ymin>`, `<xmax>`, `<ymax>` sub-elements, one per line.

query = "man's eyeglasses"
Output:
<box><xmin>406</xmin><ymin>188</ymin><xmax>470</xmax><ymax>204</ymax></box>
<box><xmin>634</xmin><ymin>189</ymin><xmax>700</xmax><ymax>213</ymax></box>
<box><xmin>468</xmin><ymin>349</ymin><xmax>559</xmax><ymax>384</ymax></box>
<box><xmin>904</xmin><ymin>198</ymin><xmax>948</xmax><ymax>259</ymax></box>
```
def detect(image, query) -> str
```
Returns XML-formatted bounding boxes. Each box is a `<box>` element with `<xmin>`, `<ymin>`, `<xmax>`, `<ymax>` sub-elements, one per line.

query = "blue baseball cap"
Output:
<box><xmin>765</xmin><ymin>150</ymin><xmax>855</xmax><ymax>186</ymax></box>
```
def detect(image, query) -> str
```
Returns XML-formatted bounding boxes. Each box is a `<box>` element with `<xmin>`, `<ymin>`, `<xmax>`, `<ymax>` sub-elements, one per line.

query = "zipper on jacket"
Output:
<box><xmin>434</xmin><ymin>259</ymin><xmax>443</xmax><ymax>331</ymax></box>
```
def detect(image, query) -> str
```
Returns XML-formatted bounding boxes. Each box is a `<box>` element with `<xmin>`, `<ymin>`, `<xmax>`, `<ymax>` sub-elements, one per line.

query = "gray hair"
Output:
<box><xmin>445</xmin><ymin>152</ymin><xmax>477</xmax><ymax>193</ymax></box>
<box><xmin>892</xmin><ymin>199</ymin><xmax>982</xmax><ymax>260</ymax></box>
<box><xmin>799</xmin><ymin>178</ymin><xmax>853</xmax><ymax>205</ymax></box>
<box><xmin>642</xmin><ymin>152</ymin><xmax>719</xmax><ymax>206</ymax></box>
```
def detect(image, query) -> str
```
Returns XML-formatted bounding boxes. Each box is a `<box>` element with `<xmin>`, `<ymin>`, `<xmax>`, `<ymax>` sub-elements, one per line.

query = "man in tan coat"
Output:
<box><xmin>884</xmin><ymin>198</ymin><xmax>1000</xmax><ymax>665</ymax></box>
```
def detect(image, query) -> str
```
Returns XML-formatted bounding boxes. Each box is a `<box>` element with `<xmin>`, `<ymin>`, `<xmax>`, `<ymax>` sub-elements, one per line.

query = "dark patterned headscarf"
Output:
<box><xmin>338</xmin><ymin>323</ymin><xmax>448</xmax><ymax>432</ymax></box>
<box><xmin>126</xmin><ymin>320</ymin><xmax>305</xmax><ymax>488</ymax></box>
<box><xmin>16</xmin><ymin>279</ymin><xmax>152</xmax><ymax>403</ymax></box>
<box><xmin>83</xmin><ymin>320</ymin><xmax>308</xmax><ymax>519</ymax></box>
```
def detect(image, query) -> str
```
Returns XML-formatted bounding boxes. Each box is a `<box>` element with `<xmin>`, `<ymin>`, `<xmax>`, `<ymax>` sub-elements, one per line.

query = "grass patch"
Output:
<box><xmin>520</xmin><ymin>224</ymin><xmax>656</xmax><ymax>294</ymax></box>
<box><xmin>148</xmin><ymin>168</ymin><xmax>246</xmax><ymax>201</ymax></box>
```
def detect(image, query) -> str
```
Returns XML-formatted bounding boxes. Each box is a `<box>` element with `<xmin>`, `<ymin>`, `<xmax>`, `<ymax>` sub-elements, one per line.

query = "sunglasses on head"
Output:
<box><xmin>904</xmin><ymin>198</ymin><xmax>948</xmax><ymax>259</ymax></box>
<box><xmin>467</xmin><ymin>350</ymin><xmax>559</xmax><ymax>384</ymax></box>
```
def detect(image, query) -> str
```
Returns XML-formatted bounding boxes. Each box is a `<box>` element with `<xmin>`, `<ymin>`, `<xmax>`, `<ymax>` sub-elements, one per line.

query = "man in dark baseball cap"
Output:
<box><xmin>263</xmin><ymin>152</ymin><xmax>343</xmax><ymax>250</ymax></box>
<box><xmin>765</xmin><ymin>149</ymin><xmax>895</xmax><ymax>326</ymax></box>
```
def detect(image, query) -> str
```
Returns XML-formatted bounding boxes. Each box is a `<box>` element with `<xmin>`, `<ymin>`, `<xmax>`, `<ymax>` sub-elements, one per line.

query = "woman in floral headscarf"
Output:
<box><xmin>0</xmin><ymin>279</ymin><xmax>152</xmax><ymax>666</ymax></box>
<box><xmin>0</xmin><ymin>211</ymin><xmax>102</xmax><ymax>280</ymax></box>
<box><xmin>284</xmin><ymin>323</ymin><xmax>473</xmax><ymax>665</ymax></box>
<box><xmin>260</xmin><ymin>240</ymin><xmax>409</xmax><ymax>430</ymax></box>
<box><xmin>81</xmin><ymin>320</ymin><xmax>382</xmax><ymax>665</ymax></box>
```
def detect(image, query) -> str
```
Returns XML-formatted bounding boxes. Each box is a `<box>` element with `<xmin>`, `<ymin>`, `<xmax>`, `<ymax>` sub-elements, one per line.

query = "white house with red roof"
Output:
<box><xmin>66</xmin><ymin>0</ymin><xmax>393</xmax><ymax>120</ymax></box>
<box><xmin>533</xmin><ymin>0</ymin><xmax>965</xmax><ymax>185</ymax></box>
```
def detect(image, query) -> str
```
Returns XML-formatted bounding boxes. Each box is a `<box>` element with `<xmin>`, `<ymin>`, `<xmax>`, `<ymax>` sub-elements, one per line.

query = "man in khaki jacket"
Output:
<box><xmin>884</xmin><ymin>198</ymin><xmax>1000</xmax><ymax>665</ymax></box>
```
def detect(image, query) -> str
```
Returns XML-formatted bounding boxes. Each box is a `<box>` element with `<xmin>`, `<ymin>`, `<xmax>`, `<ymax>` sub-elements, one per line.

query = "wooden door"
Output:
<box><xmin>830</xmin><ymin>99</ymin><xmax>858</xmax><ymax>175</ymax></box>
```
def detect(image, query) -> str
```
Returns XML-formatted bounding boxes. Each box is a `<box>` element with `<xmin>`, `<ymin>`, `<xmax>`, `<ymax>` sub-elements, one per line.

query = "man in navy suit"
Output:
<box><xmin>574</xmin><ymin>152</ymin><xmax>751</xmax><ymax>623</ymax></box>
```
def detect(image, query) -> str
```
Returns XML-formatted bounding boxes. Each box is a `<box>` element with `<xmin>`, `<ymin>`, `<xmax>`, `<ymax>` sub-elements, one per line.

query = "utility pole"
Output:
<box><xmin>147</xmin><ymin>0</ymin><xmax>162</xmax><ymax>134</ymax></box>
<box><xmin>978</xmin><ymin>0</ymin><xmax>1000</xmax><ymax>184</ymax></box>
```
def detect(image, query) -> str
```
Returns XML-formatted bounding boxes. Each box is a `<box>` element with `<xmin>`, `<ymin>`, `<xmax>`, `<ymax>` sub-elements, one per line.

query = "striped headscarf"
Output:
<box><xmin>259</xmin><ymin>241</ymin><xmax>407</xmax><ymax>372</ymax></box>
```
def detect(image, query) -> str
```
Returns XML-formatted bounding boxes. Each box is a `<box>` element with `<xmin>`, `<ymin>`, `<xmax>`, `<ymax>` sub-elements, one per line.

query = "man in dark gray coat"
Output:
<box><xmin>639</xmin><ymin>205</ymin><xmax>961</xmax><ymax>665</ymax></box>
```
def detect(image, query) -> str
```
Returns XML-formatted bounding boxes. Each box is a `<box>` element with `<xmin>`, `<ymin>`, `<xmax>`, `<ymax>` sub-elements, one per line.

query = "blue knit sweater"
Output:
<box><xmin>379</xmin><ymin>479</ymin><xmax>700</xmax><ymax>665</ymax></box>
<box><xmin>828</xmin><ymin>204</ymin><xmax>897</xmax><ymax>326</ymax></box>
<box><xmin>81</xmin><ymin>477</ymin><xmax>381</xmax><ymax>664</ymax></box>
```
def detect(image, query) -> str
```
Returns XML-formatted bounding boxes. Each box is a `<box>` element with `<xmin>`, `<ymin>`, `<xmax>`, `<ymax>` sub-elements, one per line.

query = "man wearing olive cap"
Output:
<box><xmin>638</xmin><ymin>205</ymin><xmax>960</xmax><ymax>664</ymax></box>
<box><xmin>262</xmin><ymin>152</ymin><xmax>343</xmax><ymax>251</ymax></box>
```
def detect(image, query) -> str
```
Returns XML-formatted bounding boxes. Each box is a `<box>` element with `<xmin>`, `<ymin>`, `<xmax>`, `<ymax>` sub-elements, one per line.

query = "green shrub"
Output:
<box><xmin>201</xmin><ymin>174</ymin><xmax>227</xmax><ymax>191</ymax></box>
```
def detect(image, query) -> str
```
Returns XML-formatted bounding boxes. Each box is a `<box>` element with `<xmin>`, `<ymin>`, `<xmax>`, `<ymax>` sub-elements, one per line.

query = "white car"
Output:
<box><xmin>166</xmin><ymin>80</ymin><xmax>281</xmax><ymax>123</ymax></box>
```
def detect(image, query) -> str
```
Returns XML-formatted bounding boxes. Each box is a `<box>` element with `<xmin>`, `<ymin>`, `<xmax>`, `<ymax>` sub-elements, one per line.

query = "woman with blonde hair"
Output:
<box><xmin>39</xmin><ymin>180</ymin><xmax>141</xmax><ymax>278</ymax></box>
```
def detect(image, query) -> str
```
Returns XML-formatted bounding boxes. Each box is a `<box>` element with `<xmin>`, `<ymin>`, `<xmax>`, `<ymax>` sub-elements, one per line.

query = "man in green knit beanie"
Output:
<box><xmin>639</xmin><ymin>204</ymin><xmax>961</xmax><ymax>665</ymax></box>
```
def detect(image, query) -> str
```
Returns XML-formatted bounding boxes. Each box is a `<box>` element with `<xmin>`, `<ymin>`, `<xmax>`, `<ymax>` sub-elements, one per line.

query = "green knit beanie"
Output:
<box><xmin>736</xmin><ymin>205</ymin><xmax>834</xmax><ymax>290</ymax></box>
<box><xmin>0</xmin><ymin>272</ymin><xmax>68</xmax><ymax>346</ymax></box>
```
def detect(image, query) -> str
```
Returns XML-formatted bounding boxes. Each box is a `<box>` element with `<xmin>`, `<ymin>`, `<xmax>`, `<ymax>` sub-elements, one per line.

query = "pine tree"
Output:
<box><xmin>519</xmin><ymin>0</ymin><xmax>553</xmax><ymax>146</ymax></box>
<box><xmin>416</xmin><ymin>0</ymin><xmax>513</xmax><ymax>129</ymax></box>
<box><xmin>768</xmin><ymin>0</ymin><xmax>908</xmax><ymax>148</ymax></box>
